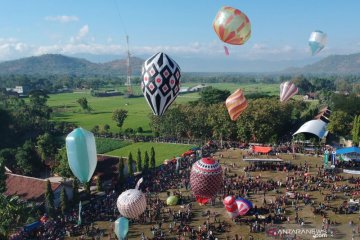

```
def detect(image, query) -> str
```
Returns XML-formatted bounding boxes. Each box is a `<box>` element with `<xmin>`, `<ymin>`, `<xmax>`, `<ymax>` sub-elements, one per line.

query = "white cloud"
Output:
<box><xmin>0</xmin><ymin>38</ymin><xmax>31</xmax><ymax>61</ymax></box>
<box><xmin>70</xmin><ymin>25</ymin><xmax>89</xmax><ymax>43</ymax></box>
<box><xmin>45</xmin><ymin>15</ymin><xmax>79</xmax><ymax>23</ymax></box>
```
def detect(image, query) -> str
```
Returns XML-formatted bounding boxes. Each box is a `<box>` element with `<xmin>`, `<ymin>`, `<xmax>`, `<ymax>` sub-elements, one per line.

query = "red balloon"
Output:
<box><xmin>190</xmin><ymin>158</ymin><xmax>223</xmax><ymax>204</ymax></box>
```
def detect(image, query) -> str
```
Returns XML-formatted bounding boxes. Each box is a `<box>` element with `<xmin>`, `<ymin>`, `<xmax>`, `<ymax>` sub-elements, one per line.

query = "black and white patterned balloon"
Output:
<box><xmin>141</xmin><ymin>52</ymin><xmax>181</xmax><ymax>116</ymax></box>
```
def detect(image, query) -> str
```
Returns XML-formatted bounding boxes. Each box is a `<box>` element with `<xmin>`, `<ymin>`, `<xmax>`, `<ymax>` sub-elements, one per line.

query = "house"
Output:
<box><xmin>4</xmin><ymin>173</ymin><xmax>73</xmax><ymax>207</ymax></box>
<box><xmin>303</xmin><ymin>92</ymin><xmax>317</xmax><ymax>100</ymax></box>
<box><xmin>5</xmin><ymin>86</ymin><xmax>30</xmax><ymax>97</ymax></box>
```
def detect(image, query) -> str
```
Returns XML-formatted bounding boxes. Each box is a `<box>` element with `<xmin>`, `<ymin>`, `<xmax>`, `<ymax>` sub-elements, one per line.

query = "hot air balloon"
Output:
<box><xmin>225</xmin><ymin>89</ymin><xmax>248</xmax><ymax>121</ymax></box>
<box><xmin>223</xmin><ymin>196</ymin><xmax>239</xmax><ymax>218</ymax></box>
<box><xmin>236</xmin><ymin>197</ymin><xmax>253</xmax><ymax>216</ymax></box>
<box><xmin>279</xmin><ymin>81</ymin><xmax>298</xmax><ymax>102</ymax></box>
<box><xmin>141</xmin><ymin>52</ymin><xmax>181</xmax><ymax>116</ymax></box>
<box><xmin>117</xmin><ymin>178</ymin><xmax>146</xmax><ymax>219</ymax></box>
<box><xmin>114</xmin><ymin>217</ymin><xmax>129</xmax><ymax>240</ymax></box>
<box><xmin>166</xmin><ymin>196</ymin><xmax>179</xmax><ymax>206</ymax></box>
<box><xmin>190</xmin><ymin>158</ymin><xmax>223</xmax><ymax>205</ymax></box>
<box><xmin>66</xmin><ymin>127</ymin><xmax>97</xmax><ymax>183</ymax></box>
<box><xmin>213</xmin><ymin>6</ymin><xmax>251</xmax><ymax>45</ymax></box>
<box><xmin>309</xmin><ymin>30</ymin><xmax>327</xmax><ymax>56</ymax></box>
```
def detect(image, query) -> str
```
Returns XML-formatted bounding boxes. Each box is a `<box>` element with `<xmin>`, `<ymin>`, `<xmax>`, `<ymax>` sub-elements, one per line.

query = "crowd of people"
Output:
<box><xmin>8</xmin><ymin>141</ymin><xmax>360</xmax><ymax>240</ymax></box>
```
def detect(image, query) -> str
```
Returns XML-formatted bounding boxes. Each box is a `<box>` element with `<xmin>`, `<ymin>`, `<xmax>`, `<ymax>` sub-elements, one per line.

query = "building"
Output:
<box><xmin>179</xmin><ymin>84</ymin><xmax>208</xmax><ymax>94</ymax></box>
<box><xmin>4</xmin><ymin>173</ymin><xmax>73</xmax><ymax>207</ymax></box>
<box><xmin>5</xmin><ymin>86</ymin><xmax>29</xmax><ymax>97</ymax></box>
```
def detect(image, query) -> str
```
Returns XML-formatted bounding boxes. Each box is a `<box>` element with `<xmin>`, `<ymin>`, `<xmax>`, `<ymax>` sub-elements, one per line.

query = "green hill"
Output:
<box><xmin>285</xmin><ymin>53</ymin><xmax>360</xmax><ymax>74</ymax></box>
<box><xmin>0</xmin><ymin>54</ymin><xmax>143</xmax><ymax>76</ymax></box>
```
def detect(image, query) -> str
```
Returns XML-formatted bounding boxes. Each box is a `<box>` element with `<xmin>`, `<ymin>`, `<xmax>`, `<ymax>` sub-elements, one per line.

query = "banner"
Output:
<box><xmin>331</xmin><ymin>151</ymin><xmax>336</xmax><ymax>165</ymax></box>
<box><xmin>324</xmin><ymin>150</ymin><xmax>329</xmax><ymax>167</ymax></box>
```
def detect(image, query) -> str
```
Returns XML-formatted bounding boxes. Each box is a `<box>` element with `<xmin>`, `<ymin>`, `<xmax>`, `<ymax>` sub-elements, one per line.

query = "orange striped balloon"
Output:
<box><xmin>226</xmin><ymin>89</ymin><xmax>248</xmax><ymax>121</ymax></box>
<box><xmin>213</xmin><ymin>6</ymin><xmax>251</xmax><ymax>45</ymax></box>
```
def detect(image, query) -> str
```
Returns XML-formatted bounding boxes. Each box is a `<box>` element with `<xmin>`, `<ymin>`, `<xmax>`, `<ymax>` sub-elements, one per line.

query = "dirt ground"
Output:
<box><xmin>68</xmin><ymin>149</ymin><xmax>360</xmax><ymax>240</ymax></box>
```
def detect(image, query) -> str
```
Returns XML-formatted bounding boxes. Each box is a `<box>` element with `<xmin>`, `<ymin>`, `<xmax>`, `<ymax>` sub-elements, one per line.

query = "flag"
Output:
<box><xmin>224</xmin><ymin>45</ymin><xmax>230</xmax><ymax>56</ymax></box>
<box><xmin>77</xmin><ymin>201</ymin><xmax>82</xmax><ymax>225</ymax></box>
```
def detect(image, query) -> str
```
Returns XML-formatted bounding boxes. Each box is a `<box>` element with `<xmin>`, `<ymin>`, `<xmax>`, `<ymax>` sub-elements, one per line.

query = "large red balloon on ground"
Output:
<box><xmin>190</xmin><ymin>158</ymin><xmax>223</xmax><ymax>204</ymax></box>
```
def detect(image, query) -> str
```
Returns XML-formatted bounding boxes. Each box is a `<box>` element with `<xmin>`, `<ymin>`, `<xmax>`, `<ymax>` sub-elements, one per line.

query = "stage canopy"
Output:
<box><xmin>293</xmin><ymin>119</ymin><xmax>327</xmax><ymax>139</ymax></box>
<box><xmin>336</xmin><ymin>147</ymin><xmax>360</xmax><ymax>155</ymax></box>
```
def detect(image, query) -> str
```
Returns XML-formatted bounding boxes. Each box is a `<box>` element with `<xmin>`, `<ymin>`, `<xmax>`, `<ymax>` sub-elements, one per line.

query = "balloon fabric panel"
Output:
<box><xmin>66</xmin><ymin>128</ymin><xmax>97</xmax><ymax>183</ymax></box>
<box><xmin>114</xmin><ymin>217</ymin><xmax>129</xmax><ymax>240</ymax></box>
<box><xmin>226</xmin><ymin>89</ymin><xmax>248</xmax><ymax>121</ymax></box>
<box><xmin>141</xmin><ymin>52</ymin><xmax>181</xmax><ymax>116</ymax></box>
<box><xmin>279</xmin><ymin>81</ymin><xmax>298</xmax><ymax>102</ymax></box>
<box><xmin>308</xmin><ymin>31</ymin><xmax>327</xmax><ymax>56</ymax></box>
<box><xmin>213</xmin><ymin>6</ymin><xmax>251</xmax><ymax>45</ymax></box>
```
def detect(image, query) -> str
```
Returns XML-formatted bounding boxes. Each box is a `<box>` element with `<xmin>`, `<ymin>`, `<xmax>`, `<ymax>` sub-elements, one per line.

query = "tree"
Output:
<box><xmin>128</xmin><ymin>152</ymin><xmax>134</xmax><ymax>177</ymax></box>
<box><xmin>112</xmin><ymin>109</ymin><xmax>128</xmax><ymax>130</ymax></box>
<box><xmin>0</xmin><ymin>195</ymin><xmax>36</xmax><ymax>238</ymax></box>
<box><xmin>77</xmin><ymin>97</ymin><xmax>92</xmax><ymax>112</ymax></box>
<box><xmin>91</xmin><ymin>125</ymin><xmax>100</xmax><ymax>135</ymax></box>
<box><xmin>54</xmin><ymin>148</ymin><xmax>73</xmax><ymax>178</ymax></box>
<box><xmin>72</xmin><ymin>180</ymin><xmax>79</xmax><ymax>205</ymax></box>
<box><xmin>0</xmin><ymin>163</ymin><xmax>6</xmax><ymax>193</ymax></box>
<box><xmin>45</xmin><ymin>180</ymin><xmax>55</xmax><ymax>217</ymax></box>
<box><xmin>328</xmin><ymin>111</ymin><xmax>352</xmax><ymax>137</ymax></box>
<box><xmin>103</xmin><ymin>124</ymin><xmax>110</xmax><ymax>133</ymax></box>
<box><xmin>118</xmin><ymin>158</ymin><xmax>125</xmax><ymax>190</ymax></box>
<box><xmin>137</xmin><ymin>149</ymin><xmax>142</xmax><ymax>172</ymax></box>
<box><xmin>60</xmin><ymin>187</ymin><xmax>68</xmax><ymax>215</ymax></box>
<box><xmin>144</xmin><ymin>151</ymin><xmax>149</xmax><ymax>173</ymax></box>
<box><xmin>352</xmin><ymin>115</ymin><xmax>360</xmax><ymax>146</ymax></box>
<box><xmin>36</xmin><ymin>132</ymin><xmax>56</xmax><ymax>163</ymax></box>
<box><xmin>0</xmin><ymin>148</ymin><xmax>16</xmax><ymax>171</ymax></box>
<box><xmin>15</xmin><ymin>141</ymin><xmax>41</xmax><ymax>176</ymax></box>
<box><xmin>198</xmin><ymin>86</ymin><xmax>230</xmax><ymax>105</ymax></box>
<box><xmin>150</xmin><ymin>147</ymin><xmax>156</xmax><ymax>169</ymax></box>
<box><xmin>96</xmin><ymin>176</ymin><xmax>103</xmax><ymax>192</ymax></box>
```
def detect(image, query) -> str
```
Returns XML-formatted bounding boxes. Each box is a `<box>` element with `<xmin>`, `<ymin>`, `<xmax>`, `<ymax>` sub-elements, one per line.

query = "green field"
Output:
<box><xmin>105</xmin><ymin>142</ymin><xmax>195</xmax><ymax>166</ymax></box>
<box><xmin>48</xmin><ymin>83</ymin><xmax>280</xmax><ymax>134</ymax></box>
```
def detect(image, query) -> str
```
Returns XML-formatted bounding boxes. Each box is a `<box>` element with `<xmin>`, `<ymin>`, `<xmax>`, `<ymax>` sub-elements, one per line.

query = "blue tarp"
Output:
<box><xmin>336</xmin><ymin>147</ymin><xmax>360</xmax><ymax>155</ymax></box>
<box><xmin>23</xmin><ymin>221</ymin><xmax>41</xmax><ymax>232</ymax></box>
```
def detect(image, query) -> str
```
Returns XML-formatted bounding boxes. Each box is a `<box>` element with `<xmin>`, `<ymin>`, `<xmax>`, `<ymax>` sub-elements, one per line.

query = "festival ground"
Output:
<box><xmin>68</xmin><ymin>149</ymin><xmax>360</xmax><ymax>240</ymax></box>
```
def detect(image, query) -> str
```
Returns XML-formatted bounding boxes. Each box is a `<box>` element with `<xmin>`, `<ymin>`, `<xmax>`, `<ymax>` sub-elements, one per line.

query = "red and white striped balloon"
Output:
<box><xmin>279</xmin><ymin>81</ymin><xmax>298</xmax><ymax>102</ymax></box>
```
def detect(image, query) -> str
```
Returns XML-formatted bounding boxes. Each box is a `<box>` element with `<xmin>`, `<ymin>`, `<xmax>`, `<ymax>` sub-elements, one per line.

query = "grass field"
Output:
<box><xmin>48</xmin><ymin>83</ymin><xmax>280</xmax><ymax>134</ymax></box>
<box><xmin>69</xmin><ymin>149</ymin><xmax>359</xmax><ymax>240</ymax></box>
<box><xmin>105</xmin><ymin>142</ymin><xmax>195</xmax><ymax>166</ymax></box>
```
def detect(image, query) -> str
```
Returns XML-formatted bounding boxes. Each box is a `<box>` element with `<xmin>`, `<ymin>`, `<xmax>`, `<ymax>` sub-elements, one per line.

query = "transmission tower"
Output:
<box><xmin>125</xmin><ymin>35</ymin><xmax>133</xmax><ymax>95</ymax></box>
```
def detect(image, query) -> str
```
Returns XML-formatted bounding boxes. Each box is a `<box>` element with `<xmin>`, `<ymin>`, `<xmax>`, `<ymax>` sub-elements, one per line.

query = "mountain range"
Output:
<box><xmin>284</xmin><ymin>53</ymin><xmax>360</xmax><ymax>74</ymax></box>
<box><xmin>0</xmin><ymin>52</ymin><xmax>359</xmax><ymax>75</ymax></box>
<box><xmin>0</xmin><ymin>54</ymin><xmax>143</xmax><ymax>76</ymax></box>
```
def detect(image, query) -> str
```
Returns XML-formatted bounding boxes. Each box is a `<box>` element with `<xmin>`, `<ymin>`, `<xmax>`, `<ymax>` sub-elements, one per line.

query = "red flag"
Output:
<box><xmin>224</xmin><ymin>45</ymin><xmax>230</xmax><ymax>56</ymax></box>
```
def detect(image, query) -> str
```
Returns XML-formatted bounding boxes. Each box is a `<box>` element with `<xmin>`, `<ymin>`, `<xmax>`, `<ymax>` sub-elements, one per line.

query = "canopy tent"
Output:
<box><xmin>336</xmin><ymin>147</ymin><xmax>360</xmax><ymax>155</ymax></box>
<box><xmin>293</xmin><ymin>119</ymin><xmax>328</xmax><ymax>139</ymax></box>
<box><xmin>252</xmin><ymin>146</ymin><xmax>272</xmax><ymax>154</ymax></box>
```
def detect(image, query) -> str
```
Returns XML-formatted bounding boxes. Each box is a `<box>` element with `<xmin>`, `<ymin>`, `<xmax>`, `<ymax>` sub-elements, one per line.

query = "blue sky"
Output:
<box><xmin>0</xmin><ymin>0</ymin><xmax>359</xmax><ymax>71</ymax></box>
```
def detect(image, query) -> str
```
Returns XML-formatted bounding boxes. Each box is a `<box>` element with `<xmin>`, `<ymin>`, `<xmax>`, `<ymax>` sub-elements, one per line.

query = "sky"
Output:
<box><xmin>0</xmin><ymin>0</ymin><xmax>360</xmax><ymax>72</ymax></box>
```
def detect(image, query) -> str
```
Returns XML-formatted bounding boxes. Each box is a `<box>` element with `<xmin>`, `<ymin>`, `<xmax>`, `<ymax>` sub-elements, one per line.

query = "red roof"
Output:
<box><xmin>5</xmin><ymin>173</ymin><xmax>61</xmax><ymax>201</ymax></box>
<box><xmin>252</xmin><ymin>146</ymin><xmax>273</xmax><ymax>154</ymax></box>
